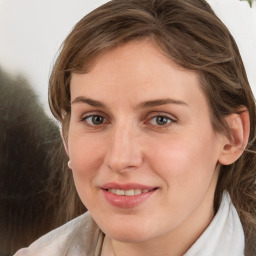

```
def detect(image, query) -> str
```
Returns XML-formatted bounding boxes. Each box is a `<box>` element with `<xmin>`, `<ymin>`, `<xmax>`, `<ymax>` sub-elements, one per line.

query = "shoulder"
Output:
<box><xmin>14</xmin><ymin>212</ymin><xmax>101</xmax><ymax>256</ymax></box>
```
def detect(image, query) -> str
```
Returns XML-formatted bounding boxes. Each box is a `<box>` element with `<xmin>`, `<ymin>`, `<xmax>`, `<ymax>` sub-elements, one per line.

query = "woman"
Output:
<box><xmin>14</xmin><ymin>0</ymin><xmax>256</xmax><ymax>255</ymax></box>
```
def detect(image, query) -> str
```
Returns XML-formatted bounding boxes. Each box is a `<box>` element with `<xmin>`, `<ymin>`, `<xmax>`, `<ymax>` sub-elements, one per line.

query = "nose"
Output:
<box><xmin>105</xmin><ymin>123</ymin><xmax>143</xmax><ymax>173</ymax></box>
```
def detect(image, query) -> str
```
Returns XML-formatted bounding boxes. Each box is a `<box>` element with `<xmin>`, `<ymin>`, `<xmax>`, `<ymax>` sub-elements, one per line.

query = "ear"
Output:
<box><xmin>218</xmin><ymin>108</ymin><xmax>250</xmax><ymax>165</ymax></box>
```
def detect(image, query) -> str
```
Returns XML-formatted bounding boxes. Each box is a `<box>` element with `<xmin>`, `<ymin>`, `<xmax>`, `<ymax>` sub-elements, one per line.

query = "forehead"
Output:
<box><xmin>70</xmin><ymin>40</ymin><xmax>207</xmax><ymax>110</ymax></box>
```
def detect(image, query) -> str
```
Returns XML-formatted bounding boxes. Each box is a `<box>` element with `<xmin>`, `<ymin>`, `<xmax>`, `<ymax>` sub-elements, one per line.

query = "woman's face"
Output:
<box><xmin>68</xmin><ymin>40</ymin><xmax>226</xmax><ymax>243</ymax></box>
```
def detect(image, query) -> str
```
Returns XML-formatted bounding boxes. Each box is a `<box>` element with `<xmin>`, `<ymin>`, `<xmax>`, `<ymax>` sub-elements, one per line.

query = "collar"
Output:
<box><xmin>184</xmin><ymin>191</ymin><xmax>244</xmax><ymax>256</ymax></box>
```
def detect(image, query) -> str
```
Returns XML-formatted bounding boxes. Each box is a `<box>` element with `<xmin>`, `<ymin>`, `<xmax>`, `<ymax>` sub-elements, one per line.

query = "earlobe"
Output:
<box><xmin>218</xmin><ymin>108</ymin><xmax>250</xmax><ymax>165</ymax></box>
<box><xmin>67</xmin><ymin>160</ymin><xmax>72</xmax><ymax>169</ymax></box>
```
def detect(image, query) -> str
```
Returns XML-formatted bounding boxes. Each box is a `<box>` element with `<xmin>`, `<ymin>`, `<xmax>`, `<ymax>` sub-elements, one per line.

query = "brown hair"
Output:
<box><xmin>49</xmin><ymin>0</ymin><xmax>256</xmax><ymax>254</ymax></box>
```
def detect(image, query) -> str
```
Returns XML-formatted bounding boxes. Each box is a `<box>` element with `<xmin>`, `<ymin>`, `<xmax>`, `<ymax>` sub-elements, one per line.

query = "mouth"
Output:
<box><xmin>105</xmin><ymin>188</ymin><xmax>156</xmax><ymax>196</ymax></box>
<box><xmin>100</xmin><ymin>183</ymin><xmax>158</xmax><ymax>208</ymax></box>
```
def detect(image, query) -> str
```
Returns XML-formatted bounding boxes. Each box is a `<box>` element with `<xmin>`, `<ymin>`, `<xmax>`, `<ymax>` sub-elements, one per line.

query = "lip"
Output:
<box><xmin>100</xmin><ymin>182</ymin><xmax>158</xmax><ymax>208</ymax></box>
<box><xmin>101</xmin><ymin>182</ymin><xmax>156</xmax><ymax>190</ymax></box>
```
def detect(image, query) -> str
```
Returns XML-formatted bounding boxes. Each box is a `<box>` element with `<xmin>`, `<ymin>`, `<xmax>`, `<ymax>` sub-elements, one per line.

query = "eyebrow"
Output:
<box><xmin>71</xmin><ymin>96</ymin><xmax>106</xmax><ymax>108</ymax></box>
<box><xmin>71</xmin><ymin>96</ymin><xmax>188</xmax><ymax>108</ymax></box>
<box><xmin>138</xmin><ymin>98</ymin><xmax>188</xmax><ymax>108</ymax></box>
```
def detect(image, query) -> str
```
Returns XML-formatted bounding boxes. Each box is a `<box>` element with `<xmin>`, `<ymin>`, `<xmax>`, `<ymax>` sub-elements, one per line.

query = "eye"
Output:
<box><xmin>82</xmin><ymin>115</ymin><xmax>106</xmax><ymax>126</ymax></box>
<box><xmin>149</xmin><ymin>115</ymin><xmax>174</xmax><ymax>126</ymax></box>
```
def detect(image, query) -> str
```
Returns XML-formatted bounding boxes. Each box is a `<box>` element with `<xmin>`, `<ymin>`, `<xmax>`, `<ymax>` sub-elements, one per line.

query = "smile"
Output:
<box><xmin>107</xmin><ymin>188</ymin><xmax>152</xmax><ymax>196</ymax></box>
<box><xmin>101</xmin><ymin>183</ymin><xmax>158</xmax><ymax>208</ymax></box>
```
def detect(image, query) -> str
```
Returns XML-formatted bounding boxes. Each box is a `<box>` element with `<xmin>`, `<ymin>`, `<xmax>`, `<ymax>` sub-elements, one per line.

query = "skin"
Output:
<box><xmin>66</xmin><ymin>40</ymin><xmax>237</xmax><ymax>256</ymax></box>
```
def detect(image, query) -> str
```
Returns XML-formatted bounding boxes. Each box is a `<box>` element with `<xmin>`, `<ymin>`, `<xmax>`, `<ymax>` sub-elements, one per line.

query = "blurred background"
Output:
<box><xmin>0</xmin><ymin>0</ymin><xmax>109</xmax><ymax>116</ymax></box>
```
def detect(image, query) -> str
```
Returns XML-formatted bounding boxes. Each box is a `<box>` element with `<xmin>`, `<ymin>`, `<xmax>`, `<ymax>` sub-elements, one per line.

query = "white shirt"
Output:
<box><xmin>184</xmin><ymin>191</ymin><xmax>244</xmax><ymax>256</ymax></box>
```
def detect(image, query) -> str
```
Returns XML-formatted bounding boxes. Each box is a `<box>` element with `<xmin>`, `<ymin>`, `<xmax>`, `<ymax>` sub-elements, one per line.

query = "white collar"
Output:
<box><xmin>184</xmin><ymin>191</ymin><xmax>244</xmax><ymax>256</ymax></box>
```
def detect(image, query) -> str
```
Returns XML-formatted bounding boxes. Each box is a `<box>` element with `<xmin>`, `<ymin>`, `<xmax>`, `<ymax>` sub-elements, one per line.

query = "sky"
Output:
<box><xmin>0</xmin><ymin>0</ymin><xmax>256</xmax><ymax>118</ymax></box>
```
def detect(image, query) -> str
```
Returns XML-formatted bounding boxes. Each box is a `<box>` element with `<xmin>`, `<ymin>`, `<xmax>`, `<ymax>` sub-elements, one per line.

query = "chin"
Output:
<box><xmin>103</xmin><ymin>223</ymin><xmax>156</xmax><ymax>243</ymax></box>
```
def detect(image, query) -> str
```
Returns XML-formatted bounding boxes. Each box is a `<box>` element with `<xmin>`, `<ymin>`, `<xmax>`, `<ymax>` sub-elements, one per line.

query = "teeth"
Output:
<box><xmin>124</xmin><ymin>189</ymin><xmax>135</xmax><ymax>196</ymax></box>
<box><xmin>116</xmin><ymin>189</ymin><xmax>125</xmax><ymax>195</ymax></box>
<box><xmin>134</xmin><ymin>189</ymin><xmax>142</xmax><ymax>195</ymax></box>
<box><xmin>107</xmin><ymin>189</ymin><xmax>151</xmax><ymax>196</ymax></box>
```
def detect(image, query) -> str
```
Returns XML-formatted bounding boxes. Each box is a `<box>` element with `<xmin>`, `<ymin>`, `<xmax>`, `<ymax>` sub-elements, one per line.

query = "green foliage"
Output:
<box><xmin>240</xmin><ymin>0</ymin><xmax>254</xmax><ymax>7</ymax></box>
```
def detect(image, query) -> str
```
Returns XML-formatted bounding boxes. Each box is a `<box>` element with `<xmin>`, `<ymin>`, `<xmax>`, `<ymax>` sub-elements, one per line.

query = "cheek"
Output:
<box><xmin>68</xmin><ymin>135</ymin><xmax>106</xmax><ymax>209</ymax></box>
<box><xmin>68</xmin><ymin>134</ymin><xmax>105</xmax><ymax>183</ymax></box>
<box><xmin>147</xmin><ymin>128</ymin><xmax>219</xmax><ymax>188</ymax></box>
<box><xmin>145</xmin><ymin>131</ymin><xmax>220</xmax><ymax>221</ymax></box>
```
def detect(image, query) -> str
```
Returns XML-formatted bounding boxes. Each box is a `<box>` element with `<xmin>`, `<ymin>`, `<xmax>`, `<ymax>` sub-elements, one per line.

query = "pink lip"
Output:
<box><xmin>100</xmin><ymin>182</ymin><xmax>158</xmax><ymax>208</ymax></box>
<box><xmin>101</xmin><ymin>182</ymin><xmax>156</xmax><ymax>190</ymax></box>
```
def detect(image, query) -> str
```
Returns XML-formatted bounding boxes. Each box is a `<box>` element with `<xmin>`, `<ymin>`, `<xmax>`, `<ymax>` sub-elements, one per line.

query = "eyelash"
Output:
<box><xmin>80</xmin><ymin>113</ymin><xmax>176</xmax><ymax>128</ymax></box>
<box><xmin>147</xmin><ymin>115</ymin><xmax>175</xmax><ymax>127</ymax></box>
<box><xmin>80</xmin><ymin>114</ymin><xmax>108</xmax><ymax>126</ymax></box>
